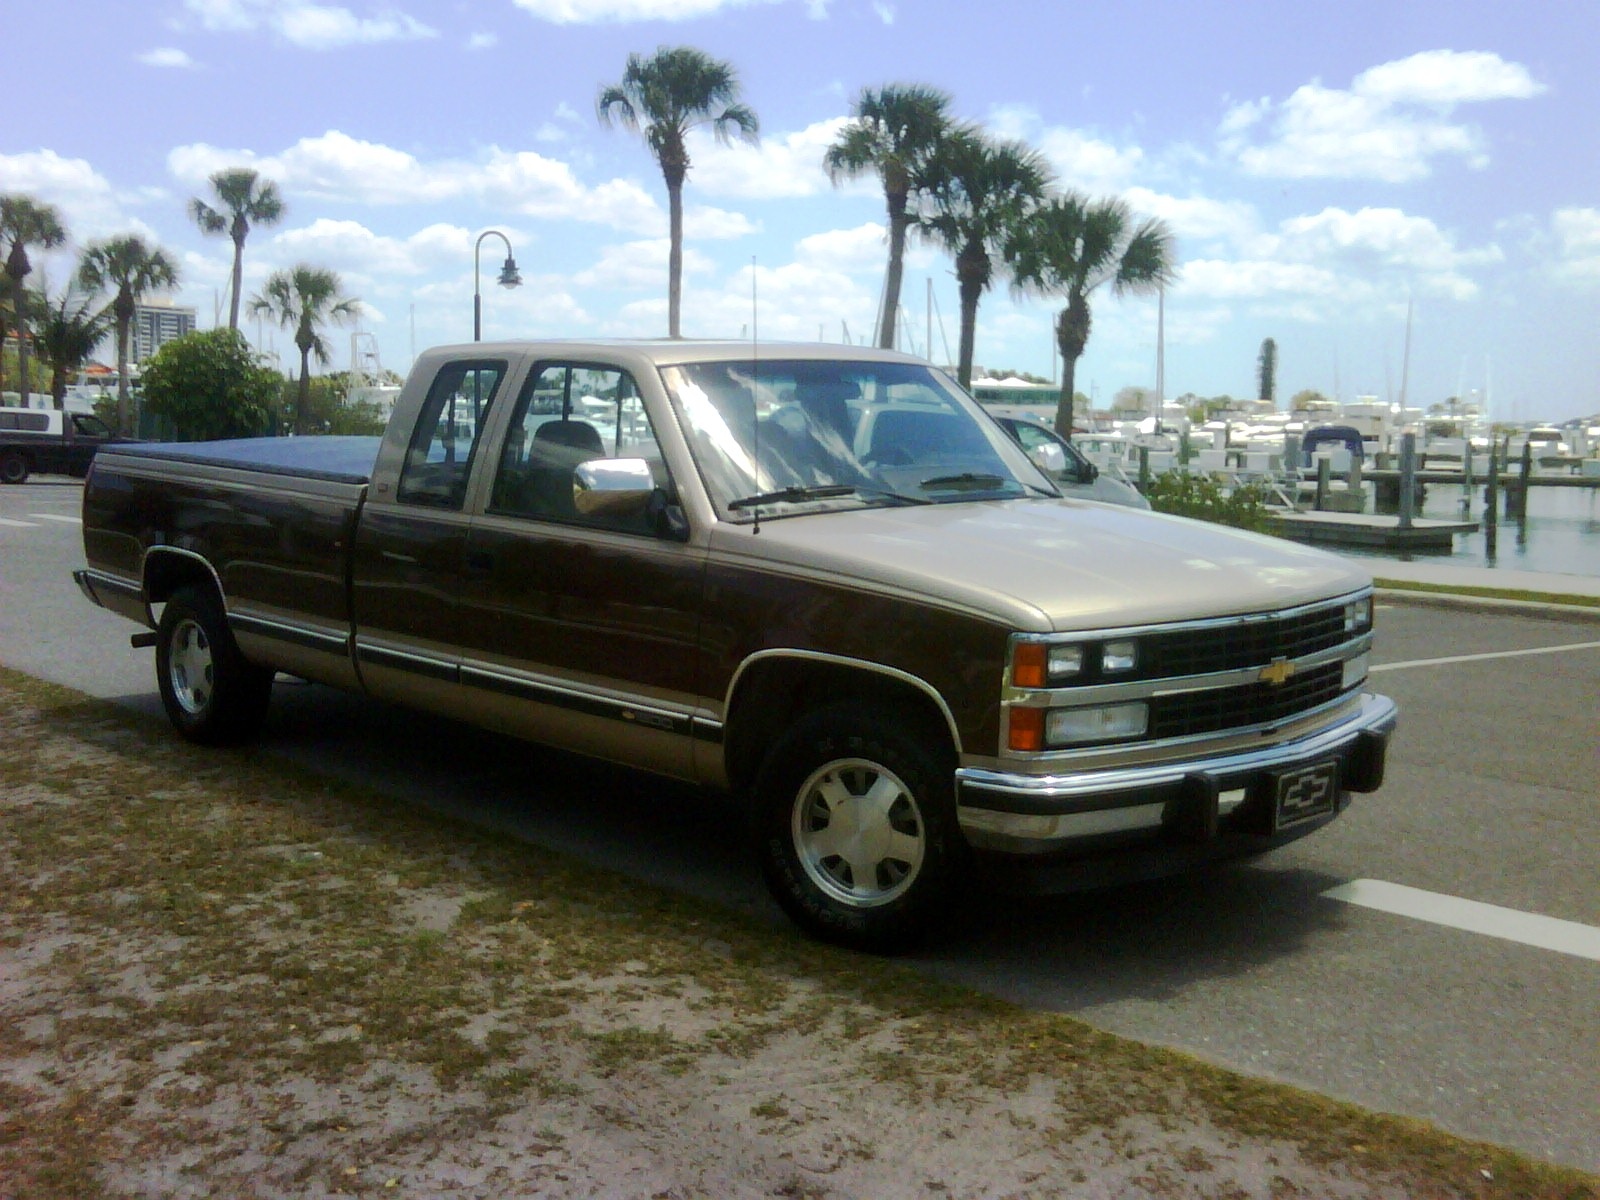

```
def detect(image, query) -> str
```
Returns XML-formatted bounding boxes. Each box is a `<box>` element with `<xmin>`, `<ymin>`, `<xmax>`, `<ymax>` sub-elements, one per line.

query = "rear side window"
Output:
<box><xmin>396</xmin><ymin>361</ymin><xmax>506</xmax><ymax>509</ymax></box>
<box><xmin>0</xmin><ymin>411</ymin><xmax>50</xmax><ymax>432</ymax></box>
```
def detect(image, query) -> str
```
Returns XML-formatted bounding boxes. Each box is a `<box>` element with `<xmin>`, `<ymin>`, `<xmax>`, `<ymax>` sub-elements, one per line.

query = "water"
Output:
<box><xmin>1339</xmin><ymin>480</ymin><xmax>1600</xmax><ymax>578</ymax></box>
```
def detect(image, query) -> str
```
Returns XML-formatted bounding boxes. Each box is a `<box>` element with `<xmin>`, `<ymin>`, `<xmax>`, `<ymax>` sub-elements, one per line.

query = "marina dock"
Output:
<box><xmin>1269</xmin><ymin>510</ymin><xmax>1479</xmax><ymax>551</ymax></box>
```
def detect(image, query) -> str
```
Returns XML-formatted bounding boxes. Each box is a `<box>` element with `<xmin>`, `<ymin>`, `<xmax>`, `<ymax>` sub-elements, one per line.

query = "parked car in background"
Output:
<box><xmin>0</xmin><ymin>406</ymin><xmax>126</xmax><ymax>484</ymax></box>
<box><xmin>990</xmin><ymin>412</ymin><xmax>1150</xmax><ymax>508</ymax></box>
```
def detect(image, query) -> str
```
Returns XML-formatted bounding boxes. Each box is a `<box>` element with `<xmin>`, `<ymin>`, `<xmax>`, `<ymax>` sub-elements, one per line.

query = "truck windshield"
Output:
<box><xmin>662</xmin><ymin>359</ymin><xmax>1048</xmax><ymax>520</ymax></box>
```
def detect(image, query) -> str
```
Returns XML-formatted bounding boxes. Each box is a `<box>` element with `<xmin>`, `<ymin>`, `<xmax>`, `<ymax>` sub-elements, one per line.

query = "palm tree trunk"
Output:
<box><xmin>295</xmin><ymin>348</ymin><xmax>312</xmax><ymax>435</ymax></box>
<box><xmin>17</xmin><ymin>322</ymin><xmax>31</xmax><ymax>409</ymax></box>
<box><xmin>116</xmin><ymin>314</ymin><xmax>133</xmax><ymax>435</ymax></box>
<box><xmin>229</xmin><ymin>238</ymin><xmax>245</xmax><ymax>331</ymax></box>
<box><xmin>954</xmin><ymin>243</ymin><xmax>986</xmax><ymax>390</ymax></box>
<box><xmin>667</xmin><ymin>181</ymin><xmax>684</xmax><ymax>339</ymax></box>
<box><xmin>1054</xmin><ymin>295</ymin><xmax>1092</xmax><ymax>439</ymax></box>
<box><xmin>878</xmin><ymin>190</ymin><xmax>909</xmax><ymax>350</ymax></box>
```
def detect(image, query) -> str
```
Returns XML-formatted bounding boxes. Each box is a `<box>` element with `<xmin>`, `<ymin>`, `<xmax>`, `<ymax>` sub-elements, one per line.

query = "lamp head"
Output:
<box><xmin>498</xmin><ymin>256</ymin><xmax>522</xmax><ymax>289</ymax></box>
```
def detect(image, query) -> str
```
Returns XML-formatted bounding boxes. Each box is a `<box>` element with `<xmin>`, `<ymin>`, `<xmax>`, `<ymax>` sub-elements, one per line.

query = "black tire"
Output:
<box><xmin>0</xmin><ymin>450</ymin><xmax>29</xmax><ymax>485</ymax></box>
<box><xmin>752</xmin><ymin>702</ymin><xmax>965</xmax><ymax>953</ymax></box>
<box><xmin>155</xmin><ymin>585</ymin><xmax>274</xmax><ymax>745</ymax></box>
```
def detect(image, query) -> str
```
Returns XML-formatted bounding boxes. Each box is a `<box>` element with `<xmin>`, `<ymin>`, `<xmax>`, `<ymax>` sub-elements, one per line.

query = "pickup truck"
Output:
<box><xmin>1</xmin><ymin>405</ymin><xmax>124</xmax><ymax>484</ymax></box>
<box><xmin>75</xmin><ymin>340</ymin><xmax>1396</xmax><ymax>951</ymax></box>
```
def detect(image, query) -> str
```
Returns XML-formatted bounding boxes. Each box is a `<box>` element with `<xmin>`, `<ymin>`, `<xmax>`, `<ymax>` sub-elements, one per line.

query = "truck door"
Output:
<box><xmin>350</xmin><ymin>358</ymin><xmax>510</xmax><ymax>714</ymax></box>
<box><xmin>456</xmin><ymin>361</ymin><xmax>706</xmax><ymax>781</ymax></box>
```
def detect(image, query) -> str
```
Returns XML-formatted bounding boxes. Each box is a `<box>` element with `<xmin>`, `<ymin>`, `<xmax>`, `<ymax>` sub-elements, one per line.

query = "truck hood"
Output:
<box><xmin>710</xmin><ymin>498</ymin><xmax>1371</xmax><ymax>631</ymax></box>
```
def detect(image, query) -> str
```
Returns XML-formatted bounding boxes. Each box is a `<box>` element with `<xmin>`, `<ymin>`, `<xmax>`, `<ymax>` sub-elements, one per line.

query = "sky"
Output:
<box><xmin>5</xmin><ymin>0</ymin><xmax>1599</xmax><ymax>423</ymax></box>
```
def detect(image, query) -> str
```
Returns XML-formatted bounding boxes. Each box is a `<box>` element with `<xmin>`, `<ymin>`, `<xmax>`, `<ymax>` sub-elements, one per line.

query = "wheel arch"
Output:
<box><xmin>721</xmin><ymin>650</ymin><xmax>960</xmax><ymax>795</ymax></box>
<box><xmin>143</xmin><ymin>546</ymin><xmax>226</xmax><ymax>608</ymax></box>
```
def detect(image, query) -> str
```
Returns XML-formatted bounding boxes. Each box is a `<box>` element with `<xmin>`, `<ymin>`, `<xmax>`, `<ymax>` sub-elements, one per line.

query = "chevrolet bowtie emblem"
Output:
<box><xmin>1260</xmin><ymin>657</ymin><xmax>1297</xmax><ymax>686</ymax></box>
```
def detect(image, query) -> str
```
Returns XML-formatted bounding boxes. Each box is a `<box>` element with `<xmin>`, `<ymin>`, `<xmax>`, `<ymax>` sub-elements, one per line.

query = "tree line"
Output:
<box><xmin>0</xmin><ymin>171</ymin><xmax>359</xmax><ymax>436</ymax></box>
<box><xmin>600</xmin><ymin>48</ymin><xmax>1178</xmax><ymax>439</ymax></box>
<box><xmin>5</xmin><ymin>45</ymin><xmax>1180</xmax><ymax>443</ymax></box>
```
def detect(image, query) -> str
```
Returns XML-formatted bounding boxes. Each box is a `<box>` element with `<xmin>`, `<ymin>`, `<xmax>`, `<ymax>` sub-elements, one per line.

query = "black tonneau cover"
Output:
<box><xmin>110</xmin><ymin>436</ymin><xmax>383</xmax><ymax>486</ymax></box>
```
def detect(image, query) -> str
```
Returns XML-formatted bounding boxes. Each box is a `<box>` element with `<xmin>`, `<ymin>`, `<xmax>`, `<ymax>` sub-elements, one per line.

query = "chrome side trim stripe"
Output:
<box><xmin>230</xmin><ymin>612</ymin><xmax>351</xmax><ymax>655</ymax></box>
<box><xmin>355</xmin><ymin>641</ymin><xmax>458</xmax><ymax>683</ymax></box>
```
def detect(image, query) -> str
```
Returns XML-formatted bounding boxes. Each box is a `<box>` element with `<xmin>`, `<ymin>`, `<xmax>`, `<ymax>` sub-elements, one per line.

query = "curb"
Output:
<box><xmin>1374</xmin><ymin>586</ymin><xmax>1600</xmax><ymax>624</ymax></box>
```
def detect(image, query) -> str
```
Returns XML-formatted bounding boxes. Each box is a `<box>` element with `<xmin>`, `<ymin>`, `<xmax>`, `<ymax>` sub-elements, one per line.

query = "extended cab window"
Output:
<box><xmin>397</xmin><ymin>361</ymin><xmax>506</xmax><ymax>509</ymax></box>
<box><xmin>489</xmin><ymin>364</ymin><xmax>673</xmax><ymax>536</ymax></box>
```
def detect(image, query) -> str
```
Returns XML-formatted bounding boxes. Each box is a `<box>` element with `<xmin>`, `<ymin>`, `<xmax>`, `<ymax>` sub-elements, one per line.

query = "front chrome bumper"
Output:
<box><xmin>955</xmin><ymin>692</ymin><xmax>1397</xmax><ymax>855</ymax></box>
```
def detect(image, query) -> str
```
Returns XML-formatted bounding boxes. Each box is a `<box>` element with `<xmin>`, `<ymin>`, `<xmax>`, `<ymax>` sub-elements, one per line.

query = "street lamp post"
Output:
<box><xmin>473</xmin><ymin>230</ymin><xmax>522</xmax><ymax>341</ymax></box>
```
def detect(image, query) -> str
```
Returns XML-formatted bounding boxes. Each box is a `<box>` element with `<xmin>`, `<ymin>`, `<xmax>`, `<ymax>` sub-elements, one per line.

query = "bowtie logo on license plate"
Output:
<box><xmin>1275</xmin><ymin>761</ymin><xmax>1338</xmax><ymax>828</ymax></box>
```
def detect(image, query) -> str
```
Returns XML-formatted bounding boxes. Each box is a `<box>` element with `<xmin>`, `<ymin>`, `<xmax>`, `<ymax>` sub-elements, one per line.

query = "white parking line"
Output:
<box><xmin>0</xmin><ymin>517</ymin><xmax>39</xmax><ymax>528</ymax></box>
<box><xmin>1323</xmin><ymin>879</ymin><xmax>1600</xmax><ymax>962</ymax></box>
<box><xmin>1371</xmin><ymin>641</ymin><xmax>1600</xmax><ymax>672</ymax></box>
<box><xmin>29</xmin><ymin>514</ymin><xmax>82</xmax><ymax>524</ymax></box>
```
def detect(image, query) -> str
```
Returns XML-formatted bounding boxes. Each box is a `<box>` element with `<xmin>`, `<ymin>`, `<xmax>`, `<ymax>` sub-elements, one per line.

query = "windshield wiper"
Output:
<box><xmin>918</xmin><ymin>472</ymin><xmax>1013</xmax><ymax>492</ymax></box>
<box><xmin>727</xmin><ymin>484</ymin><xmax>857</xmax><ymax>511</ymax></box>
<box><xmin>728</xmin><ymin>483</ymin><xmax>932</xmax><ymax>513</ymax></box>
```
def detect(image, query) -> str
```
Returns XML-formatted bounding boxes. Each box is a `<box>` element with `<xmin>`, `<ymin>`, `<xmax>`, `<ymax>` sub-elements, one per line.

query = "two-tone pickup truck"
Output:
<box><xmin>75</xmin><ymin>340</ymin><xmax>1395</xmax><ymax>951</ymax></box>
<box><xmin>1</xmin><ymin>405</ymin><xmax>125</xmax><ymax>484</ymax></box>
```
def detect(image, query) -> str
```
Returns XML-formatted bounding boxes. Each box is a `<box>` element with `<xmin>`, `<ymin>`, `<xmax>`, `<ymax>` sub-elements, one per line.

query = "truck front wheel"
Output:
<box><xmin>753</xmin><ymin>703</ymin><xmax>964</xmax><ymax>953</ymax></box>
<box><xmin>156</xmin><ymin>586</ymin><xmax>274</xmax><ymax>745</ymax></box>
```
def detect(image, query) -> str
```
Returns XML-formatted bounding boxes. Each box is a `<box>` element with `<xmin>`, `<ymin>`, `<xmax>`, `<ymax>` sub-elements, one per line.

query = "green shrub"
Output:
<box><xmin>1142</xmin><ymin>470</ymin><xmax>1275</xmax><ymax>532</ymax></box>
<box><xmin>141</xmin><ymin>328</ymin><xmax>281</xmax><ymax>441</ymax></box>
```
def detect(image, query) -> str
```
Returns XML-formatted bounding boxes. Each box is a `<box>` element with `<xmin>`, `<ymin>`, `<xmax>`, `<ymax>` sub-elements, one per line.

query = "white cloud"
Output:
<box><xmin>138</xmin><ymin>47</ymin><xmax>198</xmax><ymax>68</ymax></box>
<box><xmin>795</xmin><ymin>223</ymin><xmax>887</xmax><ymax>273</ymax></box>
<box><xmin>985</xmin><ymin>106</ymin><xmax>1142</xmax><ymax>193</ymax></box>
<box><xmin>689</xmin><ymin>117</ymin><xmax>849</xmax><ymax>200</ymax></box>
<box><xmin>0</xmin><ymin>150</ymin><xmax>146</xmax><ymax>247</ymax></box>
<box><xmin>510</xmin><ymin>0</ymin><xmax>777</xmax><ymax>22</ymax></box>
<box><xmin>1551</xmin><ymin>207</ymin><xmax>1600</xmax><ymax>285</ymax></box>
<box><xmin>1174</xmin><ymin>206</ymin><xmax>1500</xmax><ymax>313</ymax></box>
<box><xmin>1354</xmin><ymin>49</ymin><xmax>1544</xmax><ymax>107</ymax></box>
<box><xmin>181</xmin><ymin>0</ymin><xmax>437</xmax><ymax>49</ymax></box>
<box><xmin>1122</xmin><ymin>188</ymin><xmax>1257</xmax><ymax>251</ymax></box>
<box><xmin>466</xmin><ymin>31</ymin><xmax>497</xmax><ymax>50</ymax></box>
<box><xmin>167</xmin><ymin>132</ymin><xmax>666</xmax><ymax>232</ymax></box>
<box><xmin>1220</xmin><ymin>50</ymin><xmax>1543</xmax><ymax>182</ymax></box>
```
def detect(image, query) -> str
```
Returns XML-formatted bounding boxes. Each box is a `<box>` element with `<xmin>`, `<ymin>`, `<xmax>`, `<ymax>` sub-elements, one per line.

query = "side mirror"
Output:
<box><xmin>573</xmin><ymin>457</ymin><xmax>690</xmax><ymax>541</ymax></box>
<box><xmin>573</xmin><ymin>457</ymin><xmax>656</xmax><ymax>517</ymax></box>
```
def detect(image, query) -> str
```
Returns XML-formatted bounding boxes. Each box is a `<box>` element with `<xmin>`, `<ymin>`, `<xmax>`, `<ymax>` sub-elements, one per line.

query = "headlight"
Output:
<box><xmin>1046</xmin><ymin>702</ymin><xmax>1149</xmax><ymax>746</ymax></box>
<box><xmin>1345</xmin><ymin>597</ymin><xmax>1373</xmax><ymax>633</ymax></box>
<box><xmin>1102</xmin><ymin>639</ymin><xmax>1138</xmax><ymax>672</ymax></box>
<box><xmin>1010</xmin><ymin>636</ymin><xmax>1141</xmax><ymax>686</ymax></box>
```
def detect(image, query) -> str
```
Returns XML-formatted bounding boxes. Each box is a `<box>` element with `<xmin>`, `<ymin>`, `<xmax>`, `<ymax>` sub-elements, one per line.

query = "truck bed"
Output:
<box><xmin>108</xmin><ymin>436</ymin><xmax>383</xmax><ymax>485</ymax></box>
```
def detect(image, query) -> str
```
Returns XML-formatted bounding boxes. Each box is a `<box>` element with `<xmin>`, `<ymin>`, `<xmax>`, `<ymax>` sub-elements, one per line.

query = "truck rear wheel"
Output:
<box><xmin>752</xmin><ymin>703</ymin><xmax>963</xmax><ymax>953</ymax></box>
<box><xmin>0</xmin><ymin>450</ymin><xmax>29</xmax><ymax>485</ymax></box>
<box><xmin>156</xmin><ymin>586</ymin><xmax>274</xmax><ymax>745</ymax></box>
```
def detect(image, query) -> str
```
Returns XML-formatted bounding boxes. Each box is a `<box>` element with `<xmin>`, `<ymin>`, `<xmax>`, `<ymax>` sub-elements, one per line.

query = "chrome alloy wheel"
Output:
<box><xmin>791</xmin><ymin>757</ymin><xmax>926</xmax><ymax>908</ymax></box>
<box><xmin>167</xmin><ymin>616</ymin><xmax>215</xmax><ymax>716</ymax></box>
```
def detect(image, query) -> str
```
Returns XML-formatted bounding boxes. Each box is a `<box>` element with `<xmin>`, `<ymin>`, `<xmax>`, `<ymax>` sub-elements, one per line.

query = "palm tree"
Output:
<box><xmin>1</xmin><ymin>194</ymin><xmax>69</xmax><ymax>406</ymax></box>
<box><xmin>597</xmin><ymin>46</ymin><xmax>759</xmax><ymax>339</ymax></box>
<box><xmin>79</xmin><ymin>235</ymin><xmax>182</xmax><ymax>434</ymax></box>
<box><xmin>916</xmin><ymin>129</ymin><xmax>1052</xmax><ymax>389</ymax></box>
<box><xmin>1004</xmin><ymin>193</ymin><xmax>1177</xmax><ymax>439</ymax></box>
<box><xmin>37</xmin><ymin>280</ymin><xmax>112</xmax><ymax>410</ymax></box>
<box><xmin>823</xmin><ymin>84</ymin><xmax>953</xmax><ymax>351</ymax></box>
<box><xmin>248</xmin><ymin>264</ymin><xmax>360</xmax><ymax>435</ymax></box>
<box><xmin>189</xmin><ymin>167</ymin><xmax>286</xmax><ymax>331</ymax></box>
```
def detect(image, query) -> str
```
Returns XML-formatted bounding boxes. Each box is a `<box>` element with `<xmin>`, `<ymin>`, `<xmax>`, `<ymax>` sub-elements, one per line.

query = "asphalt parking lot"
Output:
<box><xmin>2</xmin><ymin>478</ymin><xmax>1597</xmax><ymax>1171</ymax></box>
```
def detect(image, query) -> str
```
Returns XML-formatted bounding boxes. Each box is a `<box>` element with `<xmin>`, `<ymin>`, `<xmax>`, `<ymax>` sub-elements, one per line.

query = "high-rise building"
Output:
<box><xmin>132</xmin><ymin>299</ymin><xmax>197</xmax><ymax>363</ymax></box>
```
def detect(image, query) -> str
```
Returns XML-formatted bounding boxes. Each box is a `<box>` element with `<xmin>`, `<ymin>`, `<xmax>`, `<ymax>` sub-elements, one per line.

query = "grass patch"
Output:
<box><xmin>1374</xmin><ymin>578</ymin><xmax>1600</xmax><ymax>609</ymax></box>
<box><xmin>1</xmin><ymin>664</ymin><xmax>1596</xmax><ymax>1199</ymax></box>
